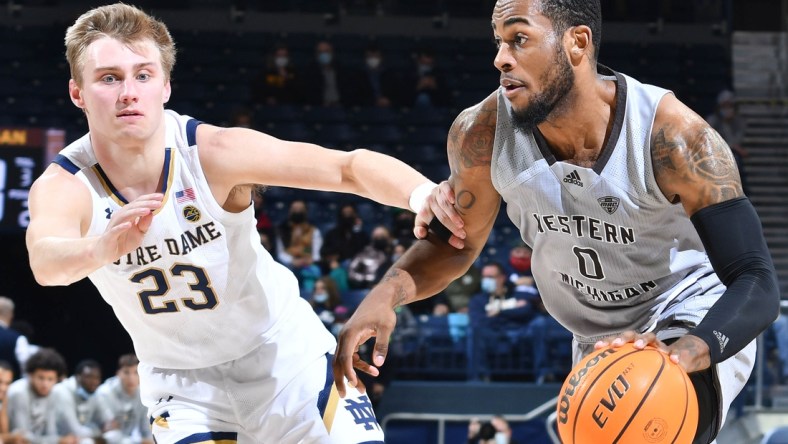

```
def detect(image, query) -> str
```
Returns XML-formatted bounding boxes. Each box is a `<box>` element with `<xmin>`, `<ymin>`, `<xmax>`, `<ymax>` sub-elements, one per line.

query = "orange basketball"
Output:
<box><xmin>556</xmin><ymin>343</ymin><xmax>698</xmax><ymax>444</ymax></box>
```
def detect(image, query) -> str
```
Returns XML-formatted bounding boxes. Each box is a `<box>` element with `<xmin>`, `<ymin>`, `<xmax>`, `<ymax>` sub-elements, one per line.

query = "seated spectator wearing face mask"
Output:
<box><xmin>309</xmin><ymin>277</ymin><xmax>345</xmax><ymax>337</ymax></box>
<box><xmin>251</xmin><ymin>42</ymin><xmax>305</xmax><ymax>106</ymax></box>
<box><xmin>355</xmin><ymin>45</ymin><xmax>402</xmax><ymax>108</ymax></box>
<box><xmin>347</xmin><ymin>226</ymin><xmax>394</xmax><ymax>289</ymax></box>
<box><xmin>507</xmin><ymin>245</ymin><xmax>537</xmax><ymax>296</ymax></box>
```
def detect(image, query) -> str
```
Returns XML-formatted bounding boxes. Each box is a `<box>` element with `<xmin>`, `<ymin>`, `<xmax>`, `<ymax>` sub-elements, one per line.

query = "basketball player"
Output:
<box><xmin>334</xmin><ymin>1</ymin><xmax>780</xmax><ymax>443</ymax></box>
<box><xmin>25</xmin><ymin>4</ymin><xmax>463</xmax><ymax>443</ymax></box>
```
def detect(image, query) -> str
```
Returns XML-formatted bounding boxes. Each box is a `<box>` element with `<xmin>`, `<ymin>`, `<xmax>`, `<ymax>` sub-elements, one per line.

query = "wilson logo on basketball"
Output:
<box><xmin>557</xmin><ymin>347</ymin><xmax>617</xmax><ymax>424</ymax></box>
<box><xmin>592</xmin><ymin>373</ymin><xmax>631</xmax><ymax>428</ymax></box>
<box><xmin>643</xmin><ymin>418</ymin><xmax>668</xmax><ymax>442</ymax></box>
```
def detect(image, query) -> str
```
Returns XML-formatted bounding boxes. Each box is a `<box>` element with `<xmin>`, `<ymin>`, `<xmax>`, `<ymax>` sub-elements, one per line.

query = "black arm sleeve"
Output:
<box><xmin>689</xmin><ymin>196</ymin><xmax>781</xmax><ymax>364</ymax></box>
<box><xmin>428</xmin><ymin>217</ymin><xmax>454</xmax><ymax>243</ymax></box>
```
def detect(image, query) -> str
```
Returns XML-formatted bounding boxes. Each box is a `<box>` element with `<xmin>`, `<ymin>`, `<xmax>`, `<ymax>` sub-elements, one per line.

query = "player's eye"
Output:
<box><xmin>137</xmin><ymin>73</ymin><xmax>150</xmax><ymax>81</ymax></box>
<box><xmin>493</xmin><ymin>37</ymin><xmax>502</xmax><ymax>49</ymax></box>
<box><xmin>101</xmin><ymin>75</ymin><xmax>117</xmax><ymax>83</ymax></box>
<box><xmin>514</xmin><ymin>34</ymin><xmax>529</xmax><ymax>46</ymax></box>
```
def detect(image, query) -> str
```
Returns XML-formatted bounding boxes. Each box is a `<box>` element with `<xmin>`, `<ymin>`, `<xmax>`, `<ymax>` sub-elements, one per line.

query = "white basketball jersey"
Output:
<box><xmin>55</xmin><ymin>110</ymin><xmax>335</xmax><ymax>369</ymax></box>
<box><xmin>491</xmin><ymin>69</ymin><xmax>724</xmax><ymax>341</ymax></box>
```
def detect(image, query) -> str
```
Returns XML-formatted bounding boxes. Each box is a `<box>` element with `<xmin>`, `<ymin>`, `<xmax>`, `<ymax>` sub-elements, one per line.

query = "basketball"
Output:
<box><xmin>556</xmin><ymin>343</ymin><xmax>698</xmax><ymax>444</ymax></box>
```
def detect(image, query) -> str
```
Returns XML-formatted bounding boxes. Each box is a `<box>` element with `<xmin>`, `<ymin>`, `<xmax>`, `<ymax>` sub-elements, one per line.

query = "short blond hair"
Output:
<box><xmin>65</xmin><ymin>3</ymin><xmax>176</xmax><ymax>86</ymax></box>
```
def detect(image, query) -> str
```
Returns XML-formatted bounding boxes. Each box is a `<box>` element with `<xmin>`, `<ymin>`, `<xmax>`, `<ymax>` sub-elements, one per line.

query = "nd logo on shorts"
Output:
<box><xmin>324</xmin><ymin>385</ymin><xmax>384</xmax><ymax>443</ymax></box>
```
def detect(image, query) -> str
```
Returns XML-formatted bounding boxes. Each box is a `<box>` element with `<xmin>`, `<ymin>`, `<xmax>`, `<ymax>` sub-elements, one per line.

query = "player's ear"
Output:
<box><xmin>568</xmin><ymin>25</ymin><xmax>592</xmax><ymax>63</ymax></box>
<box><xmin>69</xmin><ymin>79</ymin><xmax>85</xmax><ymax>109</ymax></box>
<box><xmin>163</xmin><ymin>79</ymin><xmax>172</xmax><ymax>104</ymax></box>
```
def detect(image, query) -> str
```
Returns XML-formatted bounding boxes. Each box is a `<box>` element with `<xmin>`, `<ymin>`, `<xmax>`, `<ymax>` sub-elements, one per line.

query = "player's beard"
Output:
<box><xmin>511</xmin><ymin>42</ymin><xmax>575</xmax><ymax>133</ymax></box>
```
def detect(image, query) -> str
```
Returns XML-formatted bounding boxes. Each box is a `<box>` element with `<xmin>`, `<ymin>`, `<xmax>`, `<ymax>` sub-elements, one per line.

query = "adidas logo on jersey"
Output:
<box><xmin>563</xmin><ymin>170</ymin><xmax>583</xmax><ymax>187</ymax></box>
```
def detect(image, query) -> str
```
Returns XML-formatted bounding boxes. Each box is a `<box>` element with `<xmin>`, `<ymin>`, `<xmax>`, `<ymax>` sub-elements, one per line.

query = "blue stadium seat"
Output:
<box><xmin>314</xmin><ymin>122</ymin><xmax>358</xmax><ymax>147</ymax></box>
<box><xmin>265</xmin><ymin>122</ymin><xmax>314</xmax><ymax>142</ymax></box>
<box><xmin>350</xmin><ymin>106</ymin><xmax>399</xmax><ymax>125</ymax></box>
<box><xmin>393</xmin><ymin>144</ymin><xmax>443</xmax><ymax>164</ymax></box>
<box><xmin>419</xmin><ymin>315</ymin><xmax>467</xmax><ymax>378</ymax></box>
<box><xmin>253</xmin><ymin>104</ymin><xmax>302</xmax><ymax>124</ymax></box>
<box><xmin>342</xmin><ymin>289</ymin><xmax>369</xmax><ymax>313</ymax></box>
<box><xmin>402</xmin><ymin>106</ymin><xmax>452</xmax><ymax>128</ymax></box>
<box><xmin>358</xmin><ymin>124</ymin><xmax>404</xmax><ymax>145</ymax></box>
<box><xmin>407</xmin><ymin>125</ymin><xmax>448</xmax><ymax>146</ymax></box>
<box><xmin>301</xmin><ymin>106</ymin><xmax>349</xmax><ymax>124</ymax></box>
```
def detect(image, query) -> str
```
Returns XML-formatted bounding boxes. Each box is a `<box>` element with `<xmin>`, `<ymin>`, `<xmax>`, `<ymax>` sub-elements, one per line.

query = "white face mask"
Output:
<box><xmin>481</xmin><ymin>277</ymin><xmax>497</xmax><ymax>294</ymax></box>
<box><xmin>274</xmin><ymin>56</ymin><xmax>289</xmax><ymax>68</ymax></box>
<box><xmin>366</xmin><ymin>57</ymin><xmax>381</xmax><ymax>69</ymax></box>
<box><xmin>313</xmin><ymin>292</ymin><xmax>328</xmax><ymax>303</ymax></box>
<box><xmin>494</xmin><ymin>432</ymin><xmax>508</xmax><ymax>444</ymax></box>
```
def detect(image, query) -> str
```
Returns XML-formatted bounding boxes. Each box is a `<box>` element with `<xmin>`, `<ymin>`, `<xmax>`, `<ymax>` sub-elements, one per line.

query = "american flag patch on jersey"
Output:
<box><xmin>175</xmin><ymin>188</ymin><xmax>196</xmax><ymax>203</ymax></box>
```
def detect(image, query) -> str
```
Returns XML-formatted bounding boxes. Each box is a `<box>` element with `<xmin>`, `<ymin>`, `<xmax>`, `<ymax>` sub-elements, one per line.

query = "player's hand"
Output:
<box><xmin>95</xmin><ymin>193</ymin><xmax>163</xmax><ymax>263</ymax></box>
<box><xmin>332</xmin><ymin>293</ymin><xmax>398</xmax><ymax>398</ymax></box>
<box><xmin>594</xmin><ymin>331</ymin><xmax>711</xmax><ymax>373</ymax></box>
<box><xmin>413</xmin><ymin>180</ymin><xmax>466</xmax><ymax>249</ymax></box>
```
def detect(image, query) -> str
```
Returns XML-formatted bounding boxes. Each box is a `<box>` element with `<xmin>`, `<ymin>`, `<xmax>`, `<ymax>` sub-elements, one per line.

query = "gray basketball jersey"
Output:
<box><xmin>491</xmin><ymin>69</ymin><xmax>724</xmax><ymax>342</ymax></box>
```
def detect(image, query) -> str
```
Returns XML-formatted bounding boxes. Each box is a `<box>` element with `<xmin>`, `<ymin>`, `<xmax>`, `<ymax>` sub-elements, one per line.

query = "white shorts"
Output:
<box><xmin>139</xmin><ymin>349</ymin><xmax>384</xmax><ymax>444</ymax></box>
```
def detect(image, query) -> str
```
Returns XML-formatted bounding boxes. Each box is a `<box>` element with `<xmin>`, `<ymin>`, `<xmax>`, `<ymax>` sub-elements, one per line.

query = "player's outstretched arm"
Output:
<box><xmin>195</xmin><ymin>124</ymin><xmax>465</xmax><ymax>241</ymax></box>
<box><xmin>332</xmin><ymin>94</ymin><xmax>501</xmax><ymax>396</ymax></box>
<box><xmin>647</xmin><ymin>94</ymin><xmax>780</xmax><ymax>372</ymax></box>
<box><xmin>26</xmin><ymin>164</ymin><xmax>163</xmax><ymax>286</ymax></box>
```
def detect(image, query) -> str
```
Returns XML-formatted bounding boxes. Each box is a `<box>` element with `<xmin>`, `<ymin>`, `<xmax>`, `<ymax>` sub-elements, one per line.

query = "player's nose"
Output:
<box><xmin>119</xmin><ymin>79</ymin><xmax>139</xmax><ymax>103</ymax></box>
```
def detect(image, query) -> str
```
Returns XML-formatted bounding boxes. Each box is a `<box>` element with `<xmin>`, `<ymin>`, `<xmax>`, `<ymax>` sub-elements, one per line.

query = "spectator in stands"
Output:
<box><xmin>390</xmin><ymin>209</ymin><xmax>417</xmax><ymax>248</ymax></box>
<box><xmin>7</xmin><ymin>348</ymin><xmax>77</xmax><ymax>444</ymax></box>
<box><xmin>0</xmin><ymin>360</ymin><xmax>27</xmax><ymax>444</ymax></box>
<box><xmin>252</xmin><ymin>191</ymin><xmax>277</xmax><ymax>256</ymax></box>
<box><xmin>468</xmin><ymin>415</ymin><xmax>518</xmax><ymax>444</ymax></box>
<box><xmin>507</xmin><ymin>244</ymin><xmax>537</xmax><ymax>295</ymax></box>
<box><xmin>95</xmin><ymin>354</ymin><xmax>152</xmax><ymax>444</ymax></box>
<box><xmin>251</xmin><ymin>42</ymin><xmax>303</xmax><ymax>106</ymax></box>
<box><xmin>306</xmin><ymin>40</ymin><xmax>356</xmax><ymax>107</ymax></box>
<box><xmin>320</xmin><ymin>204</ymin><xmax>368</xmax><ymax>265</ymax></box>
<box><xmin>53</xmin><ymin>359</ymin><xmax>115</xmax><ymax>442</ymax></box>
<box><xmin>0</xmin><ymin>296</ymin><xmax>36</xmax><ymax>378</ymax></box>
<box><xmin>355</xmin><ymin>44</ymin><xmax>400</xmax><ymax>108</ymax></box>
<box><xmin>706</xmin><ymin>89</ymin><xmax>749</xmax><ymax>194</ymax></box>
<box><xmin>347</xmin><ymin>225</ymin><xmax>393</xmax><ymax>289</ymax></box>
<box><xmin>309</xmin><ymin>276</ymin><xmax>345</xmax><ymax>337</ymax></box>
<box><xmin>469</xmin><ymin>262</ymin><xmax>538</xmax><ymax>380</ymax></box>
<box><xmin>443</xmin><ymin>263</ymin><xmax>481</xmax><ymax>313</ymax></box>
<box><xmin>228</xmin><ymin>107</ymin><xmax>254</xmax><ymax>129</ymax></box>
<box><xmin>469</xmin><ymin>263</ymin><xmax>537</xmax><ymax>331</ymax></box>
<box><xmin>276</xmin><ymin>200</ymin><xmax>322</xmax><ymax>267</ymax></box>
<box><xmin>402</xmin><ymin>47</ymin><xmax>451</xmax><ymax>108</ymax></box>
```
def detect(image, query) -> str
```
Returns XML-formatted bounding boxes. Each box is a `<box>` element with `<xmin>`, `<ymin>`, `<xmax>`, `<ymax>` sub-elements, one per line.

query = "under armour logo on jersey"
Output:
<box><xmin>105</xmin><ymin>208</ymin><xmax>113</xmax><ymax>219</ymax></box>
<box><xmin>597</xmin><ymin>196</ymin><xmax>620</xmax><ymax>215</ymax></box>
<box><xmin>155</xmin><ymin>395</ymin><xmax>173</xmax><ymax>405</ymax></box>
<box><xmin>343</xmin><ymin>395</ymin><xmax>380</xmax><ymax>431</ymax></box>
<box><xmin>563</xmin><ymin>170</ymin><xmax>583</xmax><ymax>187</ymax></box>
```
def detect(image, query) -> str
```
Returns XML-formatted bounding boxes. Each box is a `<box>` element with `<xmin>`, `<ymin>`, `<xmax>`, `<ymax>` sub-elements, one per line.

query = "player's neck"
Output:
<box><xmin>537</xmin><ymin>77</ymin><xmax>617</xmax><ymax>167</ymax></box>
<box><xmin>90</xmin><ymin>127</ymin><xmax>168</xmax><ymax>199</ymax></box>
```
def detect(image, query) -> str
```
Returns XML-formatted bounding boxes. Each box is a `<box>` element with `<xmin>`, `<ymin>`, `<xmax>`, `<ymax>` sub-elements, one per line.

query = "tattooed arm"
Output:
<box><xmin>646</xmin><ymin>93</ymin><xmax>778</xmax><ymax>373</ymax></box>
<box><xmin>651</xmin><ymin>93</ymin><xmax>744</xmax><ymax>214</ymax></box>
<box><xmin>333</xmin><ymin>94</ymin><xmax>502</xmax><ymax>394</ymax></box>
